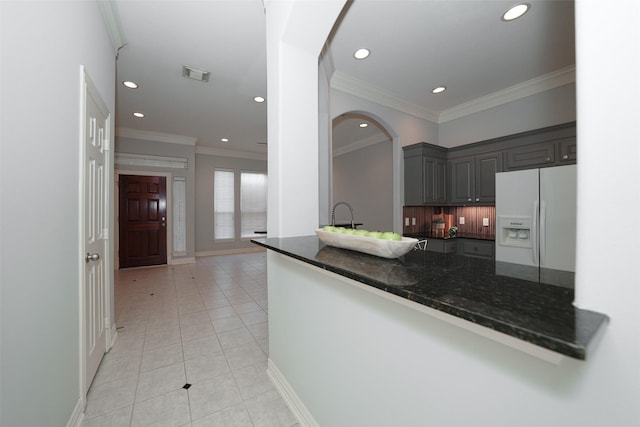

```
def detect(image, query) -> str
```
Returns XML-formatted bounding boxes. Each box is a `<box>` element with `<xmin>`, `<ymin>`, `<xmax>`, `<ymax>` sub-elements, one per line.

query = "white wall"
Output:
<box><xmin>0</xmin><ymin>2</ymin><xmax>115</xmax><ymax>425</ymax></box>
<box><xmin>269</xmin><ymin>253</ymin><xmax>616</xmax><ymax>427</ymax></box>
<box><xmin>573</xmin><ymin>0</ymin><xmax>640</xmax><ymax>383</ymax></box>
<box><xmin>438</xmin><ymin>83</ymin><xmax>577</xmax><ymax>148</ymax></box>
<box><xmin>265</xmin><ymin>0</ymin><xmax>347</xmax><ymax>238</ymax></box>
<box><xmin>266</xmin><ymin>0</ymin><xmax>640</xmax><ymax>425</ymax></box>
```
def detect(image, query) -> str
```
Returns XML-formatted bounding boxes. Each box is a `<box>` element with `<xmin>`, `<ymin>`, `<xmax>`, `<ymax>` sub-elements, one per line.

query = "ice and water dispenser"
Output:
<box><xmin>498</xmin><ymin>216</ymin><xmax>533</xmax><ymax>248</ymax></box>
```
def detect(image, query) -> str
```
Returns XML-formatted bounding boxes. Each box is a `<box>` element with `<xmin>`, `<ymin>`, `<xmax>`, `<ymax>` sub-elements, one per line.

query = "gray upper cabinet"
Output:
<box><xmin>475</xmin><ymin>151</ymin><xmax>503</xmax><ymax>203</ymax></box>
<box><xmin>502</xmin><ymin>123</ymin><xmax>576</xmax><ymax>171</ymax></box>
<box><xmin>448</xmin><ymin>151</ymin><xmax>502</xmax><ymax>204</ymax></box>
<box><xmin>403</xmin><ymin>122</ymin><xmax>575</xmax><ymax>206</ymax></box>
<box><xmin>558</xmin><ymin>137</ymin><xmax>577</xmax><ymax>163</ymax></box>
<box><xmin>448</xmin><ymin>156</ymin><xmax>474</xmax><ymax>204</ymax></box>
<box><xmin>403</xmin><ymin>143</ymin><xmax>447</xmax><ymax>205</ymax></box>
<box><xmin>423</xmin><ymin>156</ymin><xmax>447</xmax><ymax>204</ymax></box>
<box><xmin>504</xmin><ymin>142</ymin><xmax>556</xmax><ymax>170</ymax></box>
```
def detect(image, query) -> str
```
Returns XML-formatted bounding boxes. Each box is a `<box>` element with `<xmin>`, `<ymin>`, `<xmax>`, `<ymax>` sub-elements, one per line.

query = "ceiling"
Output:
<box><xmin>113</xmin><ymin>0</ymin><xmax>575</xmax><ymax>156</ymax></box>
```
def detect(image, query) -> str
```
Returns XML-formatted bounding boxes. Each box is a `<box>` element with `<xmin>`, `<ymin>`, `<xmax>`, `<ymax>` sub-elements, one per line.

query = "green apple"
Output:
<box><xmin>335</xmin><ymin>227</ymin><xmax>347</xmax><ymax>233</ymax></box>
<box><xmin>367</xmin><ymin>231</ymin><xmax>383</xmax><ymax>239</ymax></box>
<box><xmin>344</xmin><ymin>228</ymin><xmax>356</xmax><ymax>235</ymax></box>
<box><xmin>381</xmin><ymin>231</ymin><xmax>402</xmax><ymax>241</ymax></box>
<box><xmin>323</xmin><ymin>225</ymin><xmax>336</xmax><ymax>232</ymax></box>
<box><xmin>353</xmin><ymin>229</ymin><xmax>369</xmax><ymax>236</ymax></box>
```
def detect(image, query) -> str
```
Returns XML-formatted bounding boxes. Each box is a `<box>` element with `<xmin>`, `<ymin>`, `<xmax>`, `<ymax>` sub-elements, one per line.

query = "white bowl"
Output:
<box><xmin>315</xmin><ymin>229</ymin><xmax>418</xmax><ymax>259</ymax></box>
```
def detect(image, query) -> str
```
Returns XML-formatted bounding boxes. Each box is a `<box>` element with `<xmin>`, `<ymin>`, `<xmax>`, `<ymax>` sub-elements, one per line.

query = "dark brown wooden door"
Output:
<box><xmin>119</xmin><ymin>175</ymin><xmax>167</xmax><ymax>268</ymax></box>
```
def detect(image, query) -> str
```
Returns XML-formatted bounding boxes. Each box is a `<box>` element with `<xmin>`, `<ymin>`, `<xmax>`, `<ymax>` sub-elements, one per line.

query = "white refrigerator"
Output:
<box><xmin>495</xmin><ymin>165</ymin><xmax>576</xmax><ymax>272</ymax></box>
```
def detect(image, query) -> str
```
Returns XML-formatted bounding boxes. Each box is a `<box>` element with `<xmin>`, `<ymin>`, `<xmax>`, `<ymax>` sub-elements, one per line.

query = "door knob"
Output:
<box><xmin>85</xmin><ymin>253</ymin><xmax>100</xmax><ymax>263</ymax></box>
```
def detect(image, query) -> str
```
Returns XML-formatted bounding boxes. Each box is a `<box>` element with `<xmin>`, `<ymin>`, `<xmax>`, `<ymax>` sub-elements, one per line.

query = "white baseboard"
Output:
<box><xmin>196</xmin><ymin>247</ymin><xmax>266</xmax><ymax>257</ymax></box>
<box><xmin>267</xmin><ymin>359</ymin><xmax>318</xmax><ymax>427</ymax></box>
<box><xmin>171</xmin><ymin>257</ymin><xmax>196</xmax><ymax>265</ymax></box>
<box><xmin>66</xmin><ymin>396</ymin><xmax>85</xmax><ymax>427</ymax></box>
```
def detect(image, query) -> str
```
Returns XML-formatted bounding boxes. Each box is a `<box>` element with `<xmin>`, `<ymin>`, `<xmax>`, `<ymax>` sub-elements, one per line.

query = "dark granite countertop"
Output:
<box><xmin>252</xmin><ymin>235</ymin><xmax>608</xmax><ymax>360</ymax></box>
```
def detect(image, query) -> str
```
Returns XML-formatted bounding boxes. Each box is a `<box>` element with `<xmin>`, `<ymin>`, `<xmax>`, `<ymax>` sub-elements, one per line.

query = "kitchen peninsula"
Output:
<box><xmin>253</xmin><ymin>235</ymin><xmax>607</xmax><ymax>360</ymax></box>
<box><xmin>255</xmin><ymin>235</ymin><xmax>609</xmax><ymax>426</ymax></box>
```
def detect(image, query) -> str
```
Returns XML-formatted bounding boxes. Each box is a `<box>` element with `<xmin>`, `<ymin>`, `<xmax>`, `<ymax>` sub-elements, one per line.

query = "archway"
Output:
<box><xmin>331</xmin><ymin>112</ymin><xmax>395</xmax><ymax>232</ymax></box>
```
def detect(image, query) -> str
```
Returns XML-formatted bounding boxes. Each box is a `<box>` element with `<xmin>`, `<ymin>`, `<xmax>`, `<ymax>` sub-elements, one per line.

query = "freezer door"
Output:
<box><xmin>540</xmin><ymin>165</ymin><xmax>576</xmax><ymax>272</ymax></box>
<box><xmin>495</xmin><ymin>169</ymin><xmax>539</xmax><ymax>266</ymax></box>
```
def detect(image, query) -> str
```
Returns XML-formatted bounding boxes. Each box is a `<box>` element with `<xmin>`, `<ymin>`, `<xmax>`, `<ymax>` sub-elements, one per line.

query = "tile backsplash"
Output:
<box><xmin>403</xmin><ymin>205</ymin><xmax>496</xmax><ymax>238</ymax></box>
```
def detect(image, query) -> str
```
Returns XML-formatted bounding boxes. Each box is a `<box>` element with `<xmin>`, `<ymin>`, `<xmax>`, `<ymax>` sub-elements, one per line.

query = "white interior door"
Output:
<box><xmin>83</xmin><ymin>70</ymin><xmax>110</xmax><ymax>393</ymax></box>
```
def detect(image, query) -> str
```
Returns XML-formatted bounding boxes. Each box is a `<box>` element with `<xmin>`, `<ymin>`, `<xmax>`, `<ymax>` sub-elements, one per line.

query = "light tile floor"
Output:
<box><xmin>82</xmin><ymin>252</ymin><xmax>298</xmax><ymax>427</ymax></box>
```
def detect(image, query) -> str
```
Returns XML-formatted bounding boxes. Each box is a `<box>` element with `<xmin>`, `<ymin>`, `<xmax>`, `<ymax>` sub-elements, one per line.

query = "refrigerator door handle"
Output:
<box><xmin>532</xmin><ymin>199</ymin><xmax>539</xmax><ymax>266</ymax></box>
<box><xmin>540</xmin><ymin>200</ymin><xmax>547</xmax><ymax>266</ymax></box>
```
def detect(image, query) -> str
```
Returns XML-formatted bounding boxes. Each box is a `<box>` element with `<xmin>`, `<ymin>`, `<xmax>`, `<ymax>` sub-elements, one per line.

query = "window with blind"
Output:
<box><xmin>214</xmin><ymin>169</ymin><xmax>235</xmax><ymax>240</ymax></box>
<box><xmin>240</xmin><ymin>172</ymin><xmax>267</xmax><ymax>238</ymax></box>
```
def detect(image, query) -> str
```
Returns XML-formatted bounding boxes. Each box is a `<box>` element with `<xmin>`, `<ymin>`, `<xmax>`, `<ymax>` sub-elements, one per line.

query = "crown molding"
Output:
<box><xmin>438</xmin><ymin>65</ymin><xmax>576</xmax><ymax>123</ymax></box>
<box><xmin>331</xmin><ymin>72</ymin><xmax>440</xmax><ymax>123</ymax></box>
<box><xmin>116</xmin><ymin>128</ymin><xmax>197</xmax><ymax>146</ymax></box>
<box><xmin>196</xmin><ymin>146</ymin><xmax>267</xmax><ymax>161</ymax></box>
<box><xmin>333</xmin><ymin>134</ymin><xmax>391</xmax><ymax>157</ymax></box>
<box><xmin>331</xmin><ymin>65</ymin><xmax>576</xmax><ymax>125</ymax></box>
<box><xmin>97</xmin><ymin>0</ymin><xmax>127</xmax><ymax>53</ymax></box>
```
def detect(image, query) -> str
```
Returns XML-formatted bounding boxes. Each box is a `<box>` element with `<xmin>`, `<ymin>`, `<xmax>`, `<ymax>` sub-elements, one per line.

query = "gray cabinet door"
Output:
<box><xmin>449</xmin><ymin>156</ymin><xmax>474</xmax><ymax>203</ymax></box>
<box><xmin>404</xmin><ymin>143</ymin><xmax>447</xmax><ymax>206</ymax></box>
<box><xmin>505</xmin><ymin>142</ymin><xmax>556</xmax><ymax>170</ymax></box>
<box><xmin>404</xmin><ymin>155</ymin><xmax>424</xmax><ymax>205</ymax></box>
<box><xmin>423</xmin><ymin>157</ymin><xmax>447</xmax><ymax>204</ymax></box>
<box><xmin>558</xmin><ymin>138</ymin><xmax>577</xmax><ymax>163</ymax></box>
<box><xmin>474</xmin><ymin>151</ymin><xmax>503</xmax><ymax>203</ymax></box>
<box><xmin>434</xmin><ymin>158</ymin><xmax>447</xmax><ymax>203</ymax></box>
<box><xmin>423</xmin><ymin>157</ymin><xmax>435</xmax><ymax>203</ymax></box>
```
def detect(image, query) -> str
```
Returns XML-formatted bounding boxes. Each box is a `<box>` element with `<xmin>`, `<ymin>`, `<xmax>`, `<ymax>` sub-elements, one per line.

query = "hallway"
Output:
<box><xmin>82</xmin><ymin>252</ymin><xmax>297</xmax><ymax>427</ymax></box>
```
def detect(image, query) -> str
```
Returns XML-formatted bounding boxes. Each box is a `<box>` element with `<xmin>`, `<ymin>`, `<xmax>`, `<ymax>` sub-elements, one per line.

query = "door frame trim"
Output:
<box><xmin>114</xmin><ymin>169</ymin><xmax>174</xmax><ymax>269</ymax></box>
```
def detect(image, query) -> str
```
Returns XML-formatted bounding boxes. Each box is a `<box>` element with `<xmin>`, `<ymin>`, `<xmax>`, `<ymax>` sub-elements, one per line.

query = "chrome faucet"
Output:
<box><xmin>331</xmin><ymin>202</ymin><xmax>355</xmax><ymax>229</ymax></box>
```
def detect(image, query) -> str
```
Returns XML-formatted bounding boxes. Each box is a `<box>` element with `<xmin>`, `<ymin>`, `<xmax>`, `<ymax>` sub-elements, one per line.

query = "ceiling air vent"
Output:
<box><xmin>182</xmin><ymin>65</ymin><xmax>210</xmax><ymax>82</ymax></box>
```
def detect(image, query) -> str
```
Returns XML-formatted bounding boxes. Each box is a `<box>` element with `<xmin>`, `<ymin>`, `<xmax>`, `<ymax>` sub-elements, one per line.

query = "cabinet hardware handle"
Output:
<box><xmin>563</xmin><ymin>155</ymin><xmax>569</xmax><ymax>159</ymax></box>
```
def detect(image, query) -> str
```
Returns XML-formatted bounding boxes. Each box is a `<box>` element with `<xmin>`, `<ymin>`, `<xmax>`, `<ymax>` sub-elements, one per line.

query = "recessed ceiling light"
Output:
<box><xmin>221</xmin><ymin>138</ymin><xmax>229</xmax><ymax>142</ymax></box>
<box><xmin>359</xmin><ymin>123</ymin><xmax>369</xmax><ymax>128</ymax></box>
<box><xmin>432</xmin><ymin>86</ymin><xmax>447</xmax><ymax>94</ymax></box>
<box><xmin>502</xmin><ymin>3</ymin><xmax>529</xmax><ymax>21</ymax></box>
<box><xmin>353</xmin><ymin>48</ymin><xmax>370</xmax><ymax>60</ymax></box>
<box><xmin>133</xmin><ymin>112</ymin><xmax>144</xmax><ymax>118</ymax></box>
<box><xmin>253</xmin><ymin>96</ymin><xmax>265</xmax><ymax>103</ymax></box>
<box><xmin>123</xmin><ymin>81</ymin><xmax>139</xmax><ymax>89</ymax></box>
